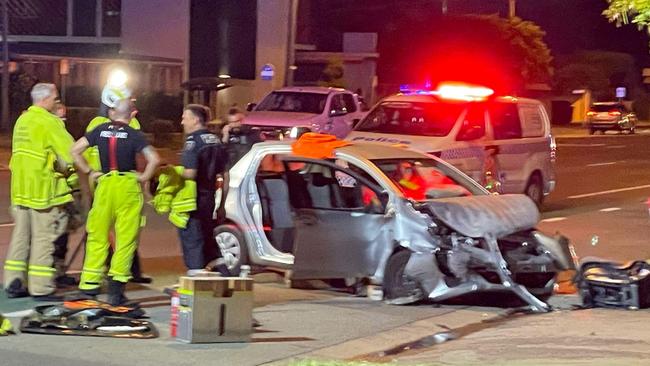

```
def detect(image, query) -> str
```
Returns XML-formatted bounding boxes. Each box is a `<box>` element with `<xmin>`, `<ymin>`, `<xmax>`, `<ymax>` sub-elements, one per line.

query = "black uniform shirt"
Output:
<box><xmin>182</xmin><ymin>129</ymin><xmax>228</xmax><ymax>192</ymax></box>
<box><xmin>86</xmin><ymin>121</ymin><xmax>148</xmax><ymax>173</ymax></box>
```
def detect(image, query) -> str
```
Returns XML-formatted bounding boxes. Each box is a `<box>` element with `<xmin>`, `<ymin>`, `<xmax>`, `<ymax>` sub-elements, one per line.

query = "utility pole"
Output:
<box><xmin>1</xmin><ymin>0</ymin><xmax>8</xmax><ymax>132</ymax></box>
<box><xmin>508</xmin><ymin>0</ymin><xmax>516</xmax><ymax>18</ymax></box>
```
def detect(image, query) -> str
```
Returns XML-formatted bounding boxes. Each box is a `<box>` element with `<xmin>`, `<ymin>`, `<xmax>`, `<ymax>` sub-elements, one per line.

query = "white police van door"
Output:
<box><xmin>489</xmin><ymin>100</ymin><xmax>550</xmax><ymax>200</ymax></box>
<box><xmin>441</xmin><ymin>105</ymin><xmax>490</xmax><ymax>185</ymax></box>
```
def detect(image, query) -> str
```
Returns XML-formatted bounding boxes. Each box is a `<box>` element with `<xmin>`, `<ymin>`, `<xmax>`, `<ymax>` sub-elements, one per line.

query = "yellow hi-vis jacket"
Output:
<box><xmin>83</xmin><ymin>116</ymin><xmax>141</xmax><ymax>172</ymax></box>
<box><xmin>152</xmin><ymin>166</ymin><xmax>197</xmax><ymax>228</ymax></box>
<box><xmin>10</xmin><ymin>106</ymin><xmax>75</xmax><ymax>209</ymax></box>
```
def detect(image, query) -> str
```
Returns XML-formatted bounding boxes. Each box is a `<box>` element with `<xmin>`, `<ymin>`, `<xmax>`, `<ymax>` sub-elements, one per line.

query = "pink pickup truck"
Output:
<box><xmin>244</xmin><ymin>86</ymin><xmax>368</xmax><ymax>139</ymax></box>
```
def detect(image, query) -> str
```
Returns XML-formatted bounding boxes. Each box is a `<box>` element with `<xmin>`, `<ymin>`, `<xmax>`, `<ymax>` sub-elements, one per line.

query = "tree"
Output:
<box><xmin>471</xmin><ymin>15</ymin><xmax>554</xmax><ymax>86</ymax></box>
<box><xmin>603</xmin><ymin>1</ymin><xmax>650</xmax><ymax>32</ymax></box>
<box><xmin>318</xmin><ymin>57</ymin><xmax>346</xmax><ymax>88</ymax></box>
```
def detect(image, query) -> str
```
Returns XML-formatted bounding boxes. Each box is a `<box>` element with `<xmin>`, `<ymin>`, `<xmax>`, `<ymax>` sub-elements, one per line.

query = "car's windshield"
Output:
<box><xmin>355</xmin><ymin>101</ymin><xmax>464</xmax><ymax>137</ymax></box>
<box><xmin>255</xmin><ymin>92</ymin><xmax>328</xmax><ymax>114</ymax></box>
<box><xmin>372</xmin><ymin>158</ymin><xmax>485</xmax><ymax>201</ymax></box>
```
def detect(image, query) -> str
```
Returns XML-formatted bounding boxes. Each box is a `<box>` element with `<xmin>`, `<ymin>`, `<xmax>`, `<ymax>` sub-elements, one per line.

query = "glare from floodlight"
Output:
<box><xmin>107</xmin><ymin>69</ymin><xmax>128</xmax><ymax>87</ymax></box>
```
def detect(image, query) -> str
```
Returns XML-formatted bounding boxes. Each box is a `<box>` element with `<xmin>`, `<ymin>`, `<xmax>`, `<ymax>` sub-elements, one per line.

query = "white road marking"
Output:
<box><xmin>541</xmin><ymin>217</ymin><xmax>567</xmax><ymax>223</ymax></box>
<box><xmin>605</xmin><ymin>145</ymin><xmax>626</xmax><ymax>149</ymax></box>
<box><xmin>556</xmin><ymin>143</ymin><xmax>606</xmax><ymax>147</ymax></box>
<box><xmin>586</xmin><ymin>162</ymin><xmax>618</xmax><ymax>167</ymax></box>
<box><xmin>569</xmin><ymin>184</ymin><xmax>650</xmax><ymax>199</ymax></box>
<box><xmin>599</xmin><ymin>207</ymin><xmax>621</xmax><ymax>212</ymax></box>
<box><xmin>0</xmin><ymin>222</ymin><xmax>14</xmax><ymax>227</ymax></box>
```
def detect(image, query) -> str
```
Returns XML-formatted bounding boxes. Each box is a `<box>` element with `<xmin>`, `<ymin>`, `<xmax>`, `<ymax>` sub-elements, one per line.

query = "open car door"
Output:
<box><xmin>283</xmin><ymin>158</ymin><xmax>391</xmax><ymax>280</ymax></box>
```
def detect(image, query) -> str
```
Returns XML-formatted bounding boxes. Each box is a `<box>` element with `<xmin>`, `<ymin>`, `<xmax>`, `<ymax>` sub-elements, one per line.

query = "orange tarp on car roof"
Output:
<box><xmin>291</xmin><ymin>133</ymin><xmax>350</xmax><ymax>159</ymax></box>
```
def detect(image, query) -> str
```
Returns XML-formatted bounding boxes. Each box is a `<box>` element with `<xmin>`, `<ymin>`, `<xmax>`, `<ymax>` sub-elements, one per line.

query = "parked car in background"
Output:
<box><xmin>244</xmin><ymin>87</ymin><xmax>367</xmax><ymax>139</ymax></box>
<box><xmin>587</xmin><ymin>102</ymin><xmax>637</xmax><ymax>134</ymax></box>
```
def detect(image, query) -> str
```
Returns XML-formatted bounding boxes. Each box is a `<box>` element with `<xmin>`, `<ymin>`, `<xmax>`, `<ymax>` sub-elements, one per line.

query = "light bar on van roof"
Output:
<box><xmin>436</xmin><ymin>83</ymin><xmax>494</xmax><ymax>101</ymax></box>
<box><xmin>399</xmin><ymin>82</ymin><xmax>494</xmax><ymax>101</ymax></box>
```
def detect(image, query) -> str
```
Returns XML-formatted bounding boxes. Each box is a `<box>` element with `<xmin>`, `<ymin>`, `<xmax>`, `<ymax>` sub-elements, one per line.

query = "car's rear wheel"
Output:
<box><xmin>383</xmin><ymin>250</ymin><xmax>423</xmax><ymax>302</ymax></box>
<box><xmin>214</xmin><ymin>224</ymin><xmax>248</xmax><ymax>276</ymax></box>
<box><xmin>525</xmin><ymin>173</ymin><xmax>544</xmax><ymax>208</ymax></box>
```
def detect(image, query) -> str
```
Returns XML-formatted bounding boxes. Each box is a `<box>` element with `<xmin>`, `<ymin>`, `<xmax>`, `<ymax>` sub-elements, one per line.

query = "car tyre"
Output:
<box><xmin>214</xmin><ymin>224</ymin><xmax>248</xmax><ymax>276</ymax></box>
<box><xmin>383</xmin><ymin>250</ymin><xmax>423</xmax><ymax>301</ymax></box>
<box><xmin>525</xmin><ymin>173</ymin><xmax>544</xmax><ymax>208</ymax></box>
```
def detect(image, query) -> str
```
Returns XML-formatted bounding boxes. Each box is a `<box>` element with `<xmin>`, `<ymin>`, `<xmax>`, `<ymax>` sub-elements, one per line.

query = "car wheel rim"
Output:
<box><xmin>215</xmin><ymin>232</ymin><xmax>241</xmax><ymax>270</ymax></box>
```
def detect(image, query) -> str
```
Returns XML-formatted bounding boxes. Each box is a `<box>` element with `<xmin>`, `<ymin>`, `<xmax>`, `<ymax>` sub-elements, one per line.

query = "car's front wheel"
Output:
<box><xmin>383</xmin><ymin>250</ymin><xmax>423</xmax><ymax>303</ymax></box>
<box><xmin>525</xmin><ymin>173</ymin><xmax>544</xmax><ymax>208</ymax></box>
<box><xmin>214</xmin><ymin>224</ymin><xmax>248</xmax><ymax>276</ymax></box>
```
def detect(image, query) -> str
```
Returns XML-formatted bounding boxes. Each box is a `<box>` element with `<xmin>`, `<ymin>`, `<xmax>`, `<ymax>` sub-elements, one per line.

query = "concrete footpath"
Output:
<box><xmin>0</xmin><ymin>276</ymin><xmax>520</xmax><ymax>366</ymax></box>
<box><xmin>2</xmin><ymin>279</ymin><xmax>649</xmax><ymax>366</ymax></box>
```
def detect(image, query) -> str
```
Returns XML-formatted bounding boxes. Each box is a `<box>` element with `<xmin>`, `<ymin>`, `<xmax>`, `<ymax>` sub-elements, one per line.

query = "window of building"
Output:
<box><xmin>8</xmin><ymin>0</ymin><xmax>67</xmax><ymax>36</ymax></box>
<box><xmin>73</xmin><ymin>0</ymin><xmax>96</xmax><ymax>36</ymax></box>
<box><xmin>102</xmin><ymin>0</ymin><xmax>121</xmax><ymax>37</ymax></box>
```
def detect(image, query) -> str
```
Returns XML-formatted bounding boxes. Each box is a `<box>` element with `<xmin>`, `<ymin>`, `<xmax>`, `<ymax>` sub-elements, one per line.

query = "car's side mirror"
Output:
<box><xmin>329</xmin><ymin>108</ymin><xmax>348</xmax><ymax>117</ymax></box>
<box><xmin>247</xmin><ymin>103</ymin><xmax>257</xmax><ymax>112</ymax></box>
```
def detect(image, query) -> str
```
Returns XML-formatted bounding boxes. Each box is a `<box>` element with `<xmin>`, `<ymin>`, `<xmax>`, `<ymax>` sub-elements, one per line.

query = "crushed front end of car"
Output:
<box><xmin>390</xmin><ymin>194</ymin><xmax>575</xmax><ymax>312</ymax></box>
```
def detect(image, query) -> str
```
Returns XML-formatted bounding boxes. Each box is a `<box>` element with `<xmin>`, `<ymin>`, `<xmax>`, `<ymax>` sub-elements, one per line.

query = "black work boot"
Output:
<box><xmin>107</xmin><ymin>279</ymin><xmax>128</xmax><ymax>306</ymax></box>
<box><xmin>5</xmin><ymin>279</ymin><xmax>29</xmax><ymax>299</ymax></box>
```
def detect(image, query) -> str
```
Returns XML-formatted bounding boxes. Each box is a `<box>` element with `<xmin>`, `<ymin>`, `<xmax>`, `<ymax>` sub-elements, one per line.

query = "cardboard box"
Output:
<box><xmin>176</xmin><ymin>276</ymin><xmax>254</xmax><ymax>343</ymax></box>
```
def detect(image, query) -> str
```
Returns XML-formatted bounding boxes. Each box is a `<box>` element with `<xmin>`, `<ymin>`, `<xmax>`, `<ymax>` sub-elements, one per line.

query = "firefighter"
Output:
<box><xmin>71</xmin><ymin>99</ymin><xmax>160</xmax><ymax>305</ymax></box>
<box><xmin>179</xmin><ymin>104</ymin><xmax>230</xmax><ymax>275</ymax></box>
<box><xmin>83</xmin><ymin>98</ymin><xmax>151</xmax><ymax>284</ymax></box>
<box><xmin>3</xmin><ymin>83</ymin><xmax>75</xmax><ymax>300</ymax></box>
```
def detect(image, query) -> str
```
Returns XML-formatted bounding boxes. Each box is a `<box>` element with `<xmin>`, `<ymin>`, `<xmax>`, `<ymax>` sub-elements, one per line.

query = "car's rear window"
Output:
<box><xmin>592</xmin><ymin>104</ymin><xmax>623</xmax><ymax>112</ymax></box>
<box><xmin>355</xmin><ymin>101</ymin><xmax>464</xmax><ymax>137</ymax></box>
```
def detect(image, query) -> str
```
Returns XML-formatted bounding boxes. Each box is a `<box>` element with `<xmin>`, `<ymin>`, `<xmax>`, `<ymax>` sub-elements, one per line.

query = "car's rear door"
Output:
<box><xmin>283</xmin><ymin>158</ymin><xmax>390</xmax><ymax>280</ymax></box>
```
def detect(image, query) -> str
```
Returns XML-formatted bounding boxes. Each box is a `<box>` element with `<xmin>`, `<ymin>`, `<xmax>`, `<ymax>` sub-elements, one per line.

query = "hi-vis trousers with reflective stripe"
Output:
<box><xmin>3</xmin><ymin>205</ymin><xmax>68</xmax><ymax>296</ymax></box>
<box><xmin>79</xmin><ymin>172</ymin><xmax>143</xmax><ymax>291</ymax></box>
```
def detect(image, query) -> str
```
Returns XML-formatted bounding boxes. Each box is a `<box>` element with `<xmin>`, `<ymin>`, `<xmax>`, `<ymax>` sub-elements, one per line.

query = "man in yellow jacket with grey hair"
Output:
<box><xmin>3</xmin><ymin>83</ymin><xmax>75</xmax><ymax>300</ymax></box>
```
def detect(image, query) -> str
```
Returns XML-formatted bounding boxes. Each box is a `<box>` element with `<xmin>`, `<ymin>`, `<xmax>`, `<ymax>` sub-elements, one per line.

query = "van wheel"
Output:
<box><xmin>214</xmin><ymin>224</ymin><xmax>248</xmax><ymax>276</ymax></box>
<box><xmin>525</xmin><ymin>173</ymin><xmax>544</xmax><ymax>208</ymax></box>
<box><xmin>383</xmin><ymin>250</ymin><xmax>423</xmax><ymax>302</ymax></box>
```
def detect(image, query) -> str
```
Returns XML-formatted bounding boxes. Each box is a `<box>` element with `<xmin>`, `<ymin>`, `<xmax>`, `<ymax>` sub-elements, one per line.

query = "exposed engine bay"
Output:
<box><xmin>398</xmin><ymin>194</ymin><xmax>575</xmax><ymax>312</ymax></box>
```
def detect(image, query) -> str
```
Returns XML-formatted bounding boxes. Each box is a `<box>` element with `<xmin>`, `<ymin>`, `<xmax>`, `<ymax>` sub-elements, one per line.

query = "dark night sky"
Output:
<box><xmin>453</xmin><ymin>0</ymin><xmax>649</xmax><ymax>60</ymax></box>
<box><xmin>307</xmin><ymin>0</ymin><xmax>650</xmax><ymax>63</ymax></box>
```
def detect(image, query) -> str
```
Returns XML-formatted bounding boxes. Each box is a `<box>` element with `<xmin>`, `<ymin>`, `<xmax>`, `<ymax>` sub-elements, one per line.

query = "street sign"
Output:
<box><xmin>260</xmin><ymin>64</ymin><xmax>274</xmax><ymax>81</ymax></box>
<box><xmin>616</xmin><ymin>87</ymin><xmax>626</xmax><ymax>99</ymax></box>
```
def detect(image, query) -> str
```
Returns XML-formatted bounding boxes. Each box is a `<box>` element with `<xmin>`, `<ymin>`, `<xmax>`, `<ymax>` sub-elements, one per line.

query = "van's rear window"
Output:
<box><xmin>592</xmin><ymin>104</ymin><xmax>623</xmax><ymax>112</ymax></box>
<box><xmin>355</xmin><ymin>102</ymin><xmax>463</xmax><ymax>137</ymax></box>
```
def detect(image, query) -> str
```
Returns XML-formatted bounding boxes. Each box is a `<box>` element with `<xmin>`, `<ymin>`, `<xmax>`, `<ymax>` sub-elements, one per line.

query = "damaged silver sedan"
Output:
<box><xmin>215</xmin><ymin>140</ymin><xmax>575</xmax><ymax>311</ymax></box>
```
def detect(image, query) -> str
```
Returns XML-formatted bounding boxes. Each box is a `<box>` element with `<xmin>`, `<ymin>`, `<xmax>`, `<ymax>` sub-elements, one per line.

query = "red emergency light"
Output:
<box><xmin>436</xmin><ymin>82</ymin><xmax>494</xmax><ymax>102</ymax></box>
<box><xmin>608</xmin><ymin>110</ymin><xmax>621</xmax><ymax>116</ymax></box>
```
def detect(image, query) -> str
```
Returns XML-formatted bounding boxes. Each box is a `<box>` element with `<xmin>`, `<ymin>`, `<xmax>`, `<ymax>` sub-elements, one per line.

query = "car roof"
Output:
<box><xmin>380</xmin><ymin>93</ymin><xmax>540</xmax><ymax>105</ymax></box>
<box><xmin>251</xmin><ymin>140</ymin><xmax>429</xmax><ymax>160</ymax></box>
<box><xmin>274</xmin><ymin>86</ymin><xmax>349</xmax><ymax>94</ymax></box>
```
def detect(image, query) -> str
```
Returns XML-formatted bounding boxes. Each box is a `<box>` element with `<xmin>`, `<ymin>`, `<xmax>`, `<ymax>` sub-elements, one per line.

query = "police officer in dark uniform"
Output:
<box><xmin>179</xmin><ymin>104</ymin><xmax>230</xmax><ymax>275</ymax></box>
<box><xmin>221</xmin><ymin>107</ymin><xmax>262</xmax><ymax>167</ymax></box>
<box><xmin>71</xmin><ymin>99</ymin><xmax>160</xmax><ymax>305</ymax></box>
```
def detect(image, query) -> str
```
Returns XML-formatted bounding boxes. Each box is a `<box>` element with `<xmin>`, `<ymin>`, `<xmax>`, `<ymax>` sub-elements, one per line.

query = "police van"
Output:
<box><xmin>345</xmin><ymin>83</ymin><xmax>556</xmax><ymax>205</ymax></box>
